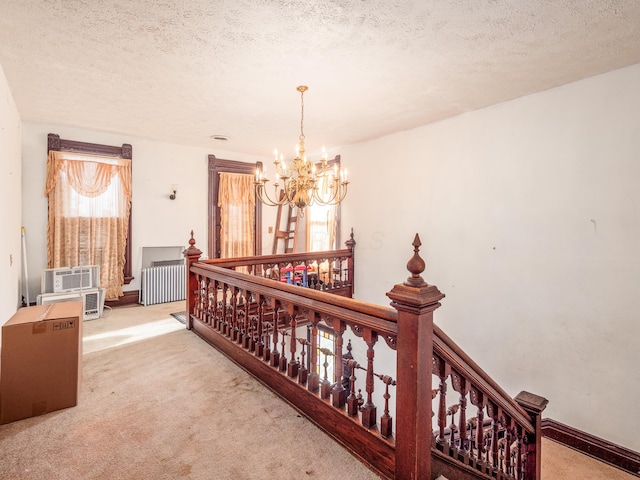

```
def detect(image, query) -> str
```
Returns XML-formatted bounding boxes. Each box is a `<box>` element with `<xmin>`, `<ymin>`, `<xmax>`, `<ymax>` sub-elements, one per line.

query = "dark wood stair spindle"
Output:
<box><xmin>242</xmin><ymin>291</ymin><xmax>251</xmax><ymax>349</ymax></box>
<box><xmin>287</xmin><ymin>315</ymin><xmax>299</xmax><ymax>378</ymax></box>
<box><xmin>376</xmin><ymin>373</ymin><xmax>396</xmax><ymax>438</ymax></box>
<box><xmin>319</xmin><ymin>347</ymin><xmax>334</xmax><ymax>400</ymax></box>
<box><xmin>270</xmin><ymin>309</ymin><xmax>281</xmax><ymax>368</ymax></box>
<box><xmin>307</xmin><ymin>312</ymin><xmax>320</xmax><ymax>393</ymax></box>
<box><xmin>346</xmin><ymin>359</ymin><xmax>360</xmax><ymax>416</ymax></box>
<box><xmin>230</xmin><ymin>287</ymin><xmax>239</xmax><ymax>342</ymax></box>
<box><xmin>436</xmin><ymin>358</ymin><xmax>449</xmax><ymax>450</ymax></box>
<box><xmin>447</xmin><ymin>404</ymin><xmax>459</xmax><ymax>452</ymax></box>
<box><xmin>489</xmin><ymin>403</ymin><xmax>500</xmax><ymax>472</ymax></box>
<box><xmin>279</xmin><ymin>329</ymin><xmax>288</xmax><ymax>372</ymax></box>
<box><xmin>296</xmin><ymin>339</ymin><xmax>309</xmax><ymax>385</ymax></box>
<box><xmin>360</xmin><ymin>329</ymin><xmax>378</xmax><ymax>428</ymax></box>
<box><xmin>331</xmin><ymin>321</ymin><xmax>346</xmax><ymax>409</ymax></box>
<box><xmin>452</xmin><ymin>373</ymin><xmax>470</xmax><ymax>456</ymax></box>
<box><xmin>262</xmin><ymin>322</ymin><xmax>271</xmax><ymax>363</ymax></box>
<box><xmin>254</xmin><ymin>295</ymin><xmax>264</xmax><ymax>357</ymax></box>
<box><xmin>220</xmin><ymin>284</ymin><xmax>228</xmax><ymax>334</ymax></box>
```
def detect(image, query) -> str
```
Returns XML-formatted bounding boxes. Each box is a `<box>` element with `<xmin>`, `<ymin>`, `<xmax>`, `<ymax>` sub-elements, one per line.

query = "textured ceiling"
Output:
<box><xmin>1</xmin><ymin>1</ymin><xmax>640</xmax><ymax>158</ymax></box>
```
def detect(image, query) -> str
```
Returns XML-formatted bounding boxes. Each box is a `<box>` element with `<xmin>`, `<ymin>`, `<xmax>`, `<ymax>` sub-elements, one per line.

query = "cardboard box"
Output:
<box><xmin>0</xmin><ymin>302</ymin><xmax>83</xmax><ymax>424</ymax></box>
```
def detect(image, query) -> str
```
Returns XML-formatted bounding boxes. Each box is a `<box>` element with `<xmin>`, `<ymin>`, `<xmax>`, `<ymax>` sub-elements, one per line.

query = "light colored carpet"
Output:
<box><xmin>0</xmin><ymin>302</ymin><xmax>381</xmax><ymax>480</ymax></box>
<box><xmin>0</xmin><ymin>301</ymin><xmax>636</xmax><ymax>479</ymax></box>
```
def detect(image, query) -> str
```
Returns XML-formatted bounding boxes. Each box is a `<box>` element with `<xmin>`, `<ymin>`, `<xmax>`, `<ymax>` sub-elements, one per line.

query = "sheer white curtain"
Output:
<box><xmin>45</xmin><ymin>150</ymin><xmax>131</xmax><ymax>299</ymax></box>
<box><xmin>306</xmin><ymin>173</ymin><xmax>337</xmax><ymax>252</ymax></box>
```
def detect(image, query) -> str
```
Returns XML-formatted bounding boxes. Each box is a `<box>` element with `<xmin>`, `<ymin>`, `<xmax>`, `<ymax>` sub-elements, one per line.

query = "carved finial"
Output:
<box><xmin>405</xmin><ymin>233</ymin><xmax>426</xmax><ymax>286</ymax></box>
<box><xmin>184</xmin><ymin>230</ymin><xmax>202</xmax><ymax>259</ymax></box>
<box><xmin>345</xmin><ymin>228</ymin><xmax>356</xmax><ymax>249</ymax></box>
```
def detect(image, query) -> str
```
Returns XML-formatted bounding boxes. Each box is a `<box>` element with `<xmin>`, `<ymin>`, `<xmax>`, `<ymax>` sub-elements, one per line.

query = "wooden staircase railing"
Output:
<box><xmin>183</xmin><ymin>232</ymin><xmax>547</xmax><ymax>480</ymax></box>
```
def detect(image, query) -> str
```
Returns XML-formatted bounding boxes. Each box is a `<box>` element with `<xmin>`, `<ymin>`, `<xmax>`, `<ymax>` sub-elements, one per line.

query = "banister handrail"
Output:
<box><xmin>190</xmin><ymin>262</ymin><xmax>397</xmax><ymax>336</ymax></box>
<box><xmin>433</xmin><ymin>324</ymin><xmax>535</xmax><ymax>432</ymax></box>
<box><xmin>184</xmin><ymin>231</ymin><xmax>547</xmax><ymax>480</ymax></box>
<box><xmin>202</xmin><ymin>248</ymin><xmax>353</xmax><ymax>269</ymax></box>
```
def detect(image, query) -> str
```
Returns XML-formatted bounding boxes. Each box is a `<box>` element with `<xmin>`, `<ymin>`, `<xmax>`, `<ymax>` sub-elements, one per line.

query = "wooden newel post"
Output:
<box><xmin>183</xmin><ymin>231</ymin><xmax>202</xmax><ymax>330</ymax></box>
<box><xmin>387</xmin><ymin>234</ymin><xmax>444</xmax><ymax>480</ymax></box>
<box><xmin>345</xmin><ymin>228</ymin><xmax>356</xmax><ymax>291</ymax></box>
<box><xmin>515</xmin><ymin>391</ymin><xmax>548</xmax><ymax>480</ymax></box>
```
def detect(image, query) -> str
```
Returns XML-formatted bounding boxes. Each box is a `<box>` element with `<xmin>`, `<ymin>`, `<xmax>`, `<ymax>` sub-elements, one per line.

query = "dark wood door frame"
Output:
<box><xmin>208</xmin><ymin>155</ymin><xmax>263</xmax><ymax>259</ymax></box>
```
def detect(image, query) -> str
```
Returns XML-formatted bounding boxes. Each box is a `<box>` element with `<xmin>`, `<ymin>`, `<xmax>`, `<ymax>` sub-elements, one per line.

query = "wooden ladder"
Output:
<box><xmin>272</xmin><ymin>192</ymin><xmax>299</xmax><ymax>254</ymax></box>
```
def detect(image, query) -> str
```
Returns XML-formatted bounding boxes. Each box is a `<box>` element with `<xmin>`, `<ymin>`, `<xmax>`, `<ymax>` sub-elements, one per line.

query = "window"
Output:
<box><xmin>317</xmin><ymin>324</ymin><xmax>336</xmax><ymax>383</ymax></box>
<box><xmin>208</xmin><ymin>156</ymin><xmax>262</xmax><ymax>259</ymax></box>
<box><xmin>218</xmin><ymin>172</ymin><xmax>255</xmax><ymax>264</ymax></box>
<box><xmin>46</xmin><ymin>134</ymin><xmax>132</xmax><ymax>299</ymax></box>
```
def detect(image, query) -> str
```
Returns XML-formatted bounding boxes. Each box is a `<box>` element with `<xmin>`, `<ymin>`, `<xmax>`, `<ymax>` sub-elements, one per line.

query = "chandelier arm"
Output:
<box><xmin>255</xmin><ymin>183</ymin><xmax>290</xmax><ymax>207</ymax></box>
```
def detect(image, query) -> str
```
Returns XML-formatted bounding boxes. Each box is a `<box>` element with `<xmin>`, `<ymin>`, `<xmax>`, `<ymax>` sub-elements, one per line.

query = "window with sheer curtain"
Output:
<box><xmin>306</xmin><ymin>173</ymin><xmax>338</xmax><ymax>252</ymax></box>
<box><xmin>218</xmin><ymin>172</ymin><xmax>255</xmax><ymax>264</ymax></box>
<box><xmin>45</xmin><ymin>150</ymin><xmax>132</xmax><ymax>299</ymax></box>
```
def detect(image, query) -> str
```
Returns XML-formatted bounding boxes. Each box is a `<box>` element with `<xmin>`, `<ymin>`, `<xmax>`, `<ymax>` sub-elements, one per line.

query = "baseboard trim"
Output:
<box><xmin>105</xmin><ymin>290</ymin><xmax>139</xmax><ymax>308</ymax></box>
<box><xmin>542</xmin><ymin>418</ymin><xmax>640</xmax><ymax>477</ymax></box>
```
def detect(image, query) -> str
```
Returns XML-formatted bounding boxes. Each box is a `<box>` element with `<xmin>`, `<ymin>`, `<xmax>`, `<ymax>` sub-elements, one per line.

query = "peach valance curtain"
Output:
<box><xmin>218</xmin><ymin>172</ymin><xmax>255</xmax><ymax>263</ymax></box>
<box><xmin>45</xmin><ymin>151</ymin><xmax>132</xmax><ymax>299</ymax></box>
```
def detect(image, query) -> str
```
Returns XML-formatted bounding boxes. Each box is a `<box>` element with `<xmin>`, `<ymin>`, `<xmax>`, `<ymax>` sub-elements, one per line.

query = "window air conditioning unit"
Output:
<box><xmin>41</xmin><ymin>266</ymin><xmax>99</xmax><ymax>293</ymax></box>
<box><xmin>36</xmin><ymin>288</ymin><xmax>106</xmax><ymax>321</ymax></box>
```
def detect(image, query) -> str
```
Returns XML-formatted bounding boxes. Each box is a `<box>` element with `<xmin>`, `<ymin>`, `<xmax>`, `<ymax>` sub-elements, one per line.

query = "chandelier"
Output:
<box><xmin>254</xmin><ymin>85</ymin><xmax>348</xmax><ymax>212</ymax></box>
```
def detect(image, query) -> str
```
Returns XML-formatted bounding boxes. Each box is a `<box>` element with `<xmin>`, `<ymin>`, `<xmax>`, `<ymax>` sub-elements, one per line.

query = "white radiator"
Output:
<box><xmin>140</xmin><ymin>264</ymin><xmax>186</xmax><ymax>306</ymax></box>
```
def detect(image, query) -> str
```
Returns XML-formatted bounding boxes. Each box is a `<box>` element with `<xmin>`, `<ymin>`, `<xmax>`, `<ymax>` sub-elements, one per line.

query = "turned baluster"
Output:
<box><xmin>360</xmin><ymin>330</ymin><xmax>378</xmax><ymax>428</ymax></box>
<box><xmin>319</xmin><ymin>347</ymin><xmax>334</xmax><ymax>400</ymax></box>
<box><xmin>516</xmin><ymin>425</ymin><xmax>524</xmax><ymax>480</ymax></box>
<box><xmin>490</xmin><ymin>404</ymin><xmax>500</xmax><ymax>471</ymax></box>
<box><xmin>262</xmin><ymin>322</ymin><xmax>272</xmax><ymax>363</ymax></box>
<box><xmin>209</xmin><ymin>280</ymin><xmax>218</xmax><ymax>328</ymax></box>
<box><xmin>193</xmin><ymin>274</ymin><xmax>202</xmax><ymax>319</ymax></box>
<box><xmin>458</xmin><ymin>386</ymin><xmax>469</xmax><ymax>454</ymax></box>
<box><xmin>331</xmin><ymin>321</ymin><xmax>346</xmax><ymax>408</ymax></box>
<box><xmin>297</xmin><ymin>339</ymin><xmax>309</xmax><ymax>385</ymax></box>
<box><xmin>467</xmin><ymin>417</ymin><xmax>477</xmax><ymax>459</ymax></box>
<box><xmin>447</xmin><ymin>404</ymin><xmax>459</xmax><ymax>450</ymax></box>
<box><xmin>219</xmin><ymin>283</ymin><xmax>228</xmax><ymax>333</ymax></box>
<box><xmin>230</xmin><ymin>287</ymin><xmax>240</xmax><ymax>340</ymax></box>
<box><xmin>254</xmin><ymin>296</ymin><xmax>265</xmax><ymax>357</ymax></box>
<box><xmin>242</xmin><ymin>291</ymin><xmax>251</xmax><ymax>349</ymax></box>
<box><xmin>476</xmin><ymin>397</ymin><xmax>486</xmax><ymax>464</ymax></box>
<box><xmin>270</xmin><ymin>308</ymin><xmax>280</xmax><ymax>368</ymax></box>
<box><xmin>346</xmin><ymin>360</ymin><xmax>360</xmax><ymax>416</ymax></box>
<box><xmin>376</xmin><ymin>373</ymin><xmax>396</xmax><ymax>438</ymax></box>
<box><xmin>307</xmin><ymin>313</ymin><xmax>320</xmax><ymax>392</ymax></box>
<box><xmin>279</xmin><ymin>329</ymin><xmax>288</xmax><ymax>372</ymax></box>
<box><xmin>202</xmin><ymin>277</ymin><xmax>211</xmax><ymax>325</ymax></box>
<box><xmin>342</xmin><ymin>339</ymin><xmax>354</xmax><ymax>392</ymax></box>
<box><xmin>436</xmin><ymin>365</ymin><xmax>448</xmax><ymax>447</ymax></box>
<box><xmin>287</xmin><ymin>315</ymin><xmax>299</xmax><ymax>378</ymax></box>
<box><xmin>504</xmin><ymin>419</ymin><xmax>513</xmax><ymax>477</ymax></box>
<box><xmin>210</xmin><ymin>279</ymin><xmax>218</xmax><ymax>328</ymax></box>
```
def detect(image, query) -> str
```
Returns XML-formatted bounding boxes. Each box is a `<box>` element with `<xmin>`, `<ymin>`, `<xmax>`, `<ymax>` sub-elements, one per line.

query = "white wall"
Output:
<box><xmin>21</xmin><ymin>123</ymin><xmax>265</xmax><ymax>300</ymax></box>
<box><xmin>340</xmin><ymin>63</ymin><xmax>640</xmax><ymax>451</ymax></box>
<box><xmin>0</xmin><ymin>65</ymin><xmax>22</xmax><ymax>340</ymax></box>
<box><xmin>16</xmin><ymin>63</ymin><xmax>640</xmax><ymax>452</ymax></box>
